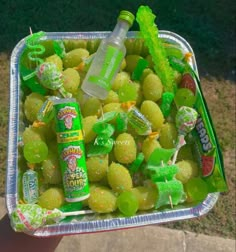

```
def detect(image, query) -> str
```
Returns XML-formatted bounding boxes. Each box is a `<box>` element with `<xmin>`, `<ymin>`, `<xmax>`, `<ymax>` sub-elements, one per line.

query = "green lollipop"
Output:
<box><xmin>172</xmin><ymin>106</ymin><xmax>198</xmax><ymax>164</ymax></box>
<box><xmin>36</xmin><ymin>62</ymin><xmax>72</xmax><ymax>98</ymax></box>
<box><xmin>11</xmin><ymin>204</ymin><xmax>94</xmax><ymax>232</ymax></box>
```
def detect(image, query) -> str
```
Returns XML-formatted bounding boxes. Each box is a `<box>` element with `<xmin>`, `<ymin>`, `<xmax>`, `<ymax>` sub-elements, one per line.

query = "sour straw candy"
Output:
<box><xmin>136</xmin><ymin>6</ymin><xmax>176</xmax><ymax>93</ymax></box>
<box><xmin>172</xmin><ymin>106</ymin><xmax>198</xmax><ymax>164</ymax></box>
<box><xmin>11</xmin><ymin>204</ymin><xmax>94</xmax><ymax>232</ymax></box>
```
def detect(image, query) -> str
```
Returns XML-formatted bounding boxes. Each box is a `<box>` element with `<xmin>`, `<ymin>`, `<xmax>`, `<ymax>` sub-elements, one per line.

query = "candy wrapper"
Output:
<box><xmin>7</xmin><ymin>30</ymin><xmax>227</xmax><ymax>237</ymax></box>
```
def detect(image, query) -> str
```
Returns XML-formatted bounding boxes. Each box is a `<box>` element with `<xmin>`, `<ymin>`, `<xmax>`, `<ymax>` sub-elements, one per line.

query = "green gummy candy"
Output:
<box><xmin>160</xmin><ymin>92</ymin><xmax>174</xmax><ymax>117</ymax></box>
<box><xmin>93</xmin><ymin>122</ymin><xmax>115</xmax><ymax>138</ymax></box>
<box><xmin>129</xmin><ymin>152</ymin><xmax>145</xmax><ymax>174</ymax></box>
<box><xmin>155</xmin><ymin>180</ymin><xmax>185</xmax><ymax>209</ymax></box>
<box><xmin>148</xmin><ymin>148</ymin><xmax>176</xmax><ymax>166</ymax></box>
<box><xmin>148</xmin><ymin>164</ymin><xmax>179</xmax><ymax>182</ymax></box>
<box><xmin>116</xmin><ymin>112</ymin><xmax>128</xmax><ymax>132</ymax></box>
<box><xmin>132</xmin><ymin>58</ymin><xmax>149</xmax><ymax>81</ymax></box>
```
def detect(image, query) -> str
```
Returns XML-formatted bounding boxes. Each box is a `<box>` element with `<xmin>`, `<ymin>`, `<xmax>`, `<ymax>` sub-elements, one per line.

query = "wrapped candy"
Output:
<box><xmin>131</xmin><ymin>58</ymin><xmax>149</xmax><ymax>81</ymax></box>
<box><xmin>11</xmin><ymin>204</ymin><xmax>94</xmax><ymax>232</ymax></box>
<box><xmin>122</xmin><ymin>102</ymin><xmax>152</xmax><ymax>135</ymax></box>
<box><xmin>22</xmin><ymin>169</ymin><xmax>39</xmax><ymax>204</ymax></box>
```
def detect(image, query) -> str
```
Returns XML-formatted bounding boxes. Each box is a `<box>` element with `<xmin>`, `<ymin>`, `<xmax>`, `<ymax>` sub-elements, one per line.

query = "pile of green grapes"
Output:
<box><xmin>19</xmin><ymin>37</ymin><xmax>208</xmax><ymax>218</ymax></box>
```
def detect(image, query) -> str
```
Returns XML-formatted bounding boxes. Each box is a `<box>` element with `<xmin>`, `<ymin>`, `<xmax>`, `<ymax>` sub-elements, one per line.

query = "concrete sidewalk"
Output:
<box><xmin>1</xmin><ymin>197</ymin><xmax>235</xmax><ymax>252</ymax></box>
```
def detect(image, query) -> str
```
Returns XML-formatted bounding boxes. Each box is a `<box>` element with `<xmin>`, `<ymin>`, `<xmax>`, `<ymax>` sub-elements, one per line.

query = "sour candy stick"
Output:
<box><xmin>136</xmin><ymin>6</ymin><xmax>176</xmax><ymax>93</ymax></box>
<box><xmin>172</xmin><ymin>106</ymin><xmax>198</xmax><ymax>164</ymax></box>
<box><xmin>11</xmin><ymin>204</ymin><xmax>94</xmax><ymax>232</ymax></box>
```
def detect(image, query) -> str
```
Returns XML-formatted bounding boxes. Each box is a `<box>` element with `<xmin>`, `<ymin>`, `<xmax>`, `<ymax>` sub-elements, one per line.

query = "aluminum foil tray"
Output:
<box><xmin>7</xmin><ymin>31</ymin><xmax>219</xmax><ymax>237</ymax></box>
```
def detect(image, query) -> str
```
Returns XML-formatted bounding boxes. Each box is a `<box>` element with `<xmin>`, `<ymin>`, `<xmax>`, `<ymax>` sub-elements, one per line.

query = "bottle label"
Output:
<box><xmin>88</xmin><ymin>45</ymin><xmax>123</xmax><ymax>91</ymax></box>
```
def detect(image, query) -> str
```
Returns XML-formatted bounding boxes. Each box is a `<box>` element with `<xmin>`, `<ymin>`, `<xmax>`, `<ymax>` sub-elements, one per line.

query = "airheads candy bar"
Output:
<box><xmin>54</xmin><ymin>98</ymin><xmax>90</xmax><ymax>202</ymax></box>
<box><xmin>189</xmin><ymin>74</ymin><xmax>227</xmax><ymax>193</ymax></box>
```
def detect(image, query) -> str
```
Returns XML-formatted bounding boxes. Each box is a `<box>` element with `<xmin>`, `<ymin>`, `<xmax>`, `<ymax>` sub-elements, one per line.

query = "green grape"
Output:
<box><xmin>131</xmin><ymin>186</ymin><xmax>158</xmax><ymax>210</ymax></box>
<box><xmin>114</xmin><ymin>133</ymin><xmax>136</xmax><ymax>164</ymax></box>
<box><xmin>86</xmin><ymin>39</ymin><xmax>101</xmax><ymax>54</ymax></box>
<box><xmin>24</xmin><ymin>93</ymin><xmax>45</xmax><ymax>122</ymax></box>
<box><xmin>82</xmin><ymin>115</ymin><xmax>97</xmax><ymax>144</ymax></box>
<box><xmin>82</xmin><ymin>183</ymin><xmax>100</xmax><ymax>207</ymax></box>
<box><xmin>159</xmin><ymin>123</ymin><xmax>178</xmax><ymax>149</ymax></box>
<box><xmin>103</xmin><ymin>90</ymin><xmax>119</xmax><ymax>104</ymax></box>
<box><xmin>23</xmin><ymin>140</ymin><xmax>48</xmax><ymax>164</ymax></box>
<box><xmin>142</xmin><ymin>73</ymin><xmax>163</xmax><ymax>102</ymax></box>
<box><xmin>86</xmin><ymin>155</ymin><xmax>108</xmax><ymax>182</ymax></box>
<box><xmin>132</xmin><ymin>81</ymin><xmax>143</xmax><ymax>106</ymax></box>
<box><xmin>112</xmin><ymin>71</ymin><xmax>130</xmax><ymax>91</ymax></box>
<box><xmin>140</xmin><ymin>68</ymin><xmax>154</xmax><ymax>83</ymax></box>
<box><xmin>145</xmin><ymin>54</ymin><xmax>154</xmax><ymax>69</ymax></box>
<box><xmin>184</xmin><ymin>177</ymin><xmax>208</xmax><ymax>202</ymax></box>
<box><xmin>140</xmin><ymin>101</ymin><xmax>164</xmax><ymax>131</ymax></box>
<box><xmin>63</xmin><ymin>48</ymin><xmax>89</xmax><ymax>68</ymax></box>
<box><xmin>42</xmin><ymin>151</ymin><xmax>62</xmax><ymax>184</ymax></box>
<box><xmin>176</xmin><ymin>160</ymin><xmax>199</xmax><ymax>184</ymax></box>
<box><xmin>124</xmin><ymin>38</ymin><xmax>135</xmax><ymax>55</ymax></box>
<box><xmin>142</xmin><ymin>136</ymin><xmax>161</xmax><ymax>161</ymax></box>
<box><xmin>120</xmin><ymin>58</ymin><xmax>126</xmax><ymax>71</ymax></box>
<box><xmin>133</xmin><ymin>38</ymin><xmax>144</xmax><ymax>56</ymax></box>
<box><xmin>107</xmin><ymin>162</ymin><xmax>133</xmax><ymax>193</ymax></box>
<box><xmin>102</xmin><ymin>103</ymin><xmax>123</xmax><ymax>124</ymax></box>
<box><xmin>117</xmin><ymin>191</ymin><xmax>139</xmax><ymax>216</ymax></box>
<box><xmin>118</xmin><ymin>83</ymin><xmax>138</xmax><ymax>102</ymax></box>
<box><xmin>62</xmin><ymin>68</ymin><xmax>80</xmax><ymax>95</ymax></box>
<box><xmin>176</xmin><ymin>144</ymin><xmax>194</xmax><ymax>162</ymax></box>
<box><xmin>88</xmin><ymin>186</ymin><xmax>117</xmax><ymax>213</ymax></box>
<box><xmin>82</xmin><ymin>97</ymin><xmax>101</xmax><ymax>117</ymax></box>
<box><xmin>174</xmin><ymin>88</ymin><xmax>196</xmax><ymax>108</ymax></box>
<box><xmin>45</xmin><ymin>54</ymin><xmax>63</xmax><ymax>71</ymax></box>
<box><xmin>22</xmin><ymin>126</ymin><xmax>45</xmax><ymax>144</ymax></box>
<box><xmin>173</xmin><ymin>70</ymin><xmax>182</xmax><ymax>85</ymax></box>
<box><xmin>38</xmin><ymin>187</ymin><xmax>64</xmax><ymax>210</ymax></box>
<box><xmin>125</xmin><ymin>55</ymin><xmax>142</xmax><ymax>73</ymax></box>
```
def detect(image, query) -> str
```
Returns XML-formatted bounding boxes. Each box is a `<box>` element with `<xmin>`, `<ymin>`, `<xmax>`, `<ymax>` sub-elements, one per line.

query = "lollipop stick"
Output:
<box><xmin>161</xmin><ymin>161</ymin><xmax>173</xmax><ymax>208</ymax></box>
<box><xmin>61</xmin><ymin>209</ymin><xmax>95</xmax><ymax>217</ymax></box>
<box><xmin>172</xmin><ymin>135</ymin><xmax>186</xmax><ymax>165</ymax></box>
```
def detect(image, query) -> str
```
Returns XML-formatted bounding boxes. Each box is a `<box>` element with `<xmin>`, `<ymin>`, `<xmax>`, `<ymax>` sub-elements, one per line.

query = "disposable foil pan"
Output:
<box><xmin>6</xmin><ymin>31</ymin><xmax>219</xmax><ymax>237</ymax></box>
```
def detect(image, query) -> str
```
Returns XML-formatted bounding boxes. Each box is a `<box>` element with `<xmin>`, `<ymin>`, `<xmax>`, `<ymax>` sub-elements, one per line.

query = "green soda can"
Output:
<box><xmin>53</xmin><ymin>98</ymin><xmax>90</xmax><ymax>202</ymax></box>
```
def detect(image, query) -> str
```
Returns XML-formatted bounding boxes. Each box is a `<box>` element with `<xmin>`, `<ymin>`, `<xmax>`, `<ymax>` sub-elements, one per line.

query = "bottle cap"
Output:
<box><xmin>118</xmin><ymin>10</ymin><xmax>135</xmax><ymax>27</ymax></box>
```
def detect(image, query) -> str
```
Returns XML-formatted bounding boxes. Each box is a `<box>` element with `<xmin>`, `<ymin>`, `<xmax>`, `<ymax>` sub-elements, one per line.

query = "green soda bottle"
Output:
<box><xmin>81</xmin><ymin>10</ymin><xmax>135</xmax><ymax>99</ymax></box>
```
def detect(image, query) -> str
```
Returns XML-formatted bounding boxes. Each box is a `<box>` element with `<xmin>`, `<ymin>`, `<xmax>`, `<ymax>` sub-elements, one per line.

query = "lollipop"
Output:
<box><xmin>36</xmin><ymin>62</ymin><xmax>71</xmax><ymax>98</ymax></box>
<box><xmin>172</xmin><ymin>106</ymin><xmax>198</xmax><ymax>164</ymax></box>
<box><xmin>11</xmin><ymin>204</ymin><xmax>94</xmax><ymax>232</ymax></box>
